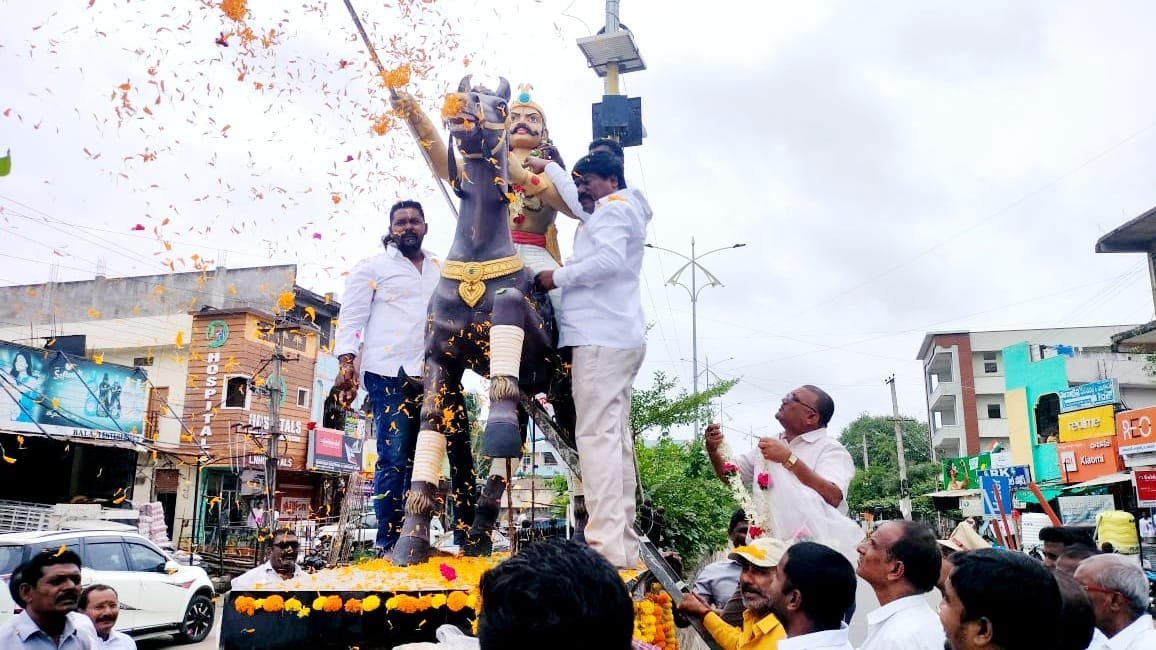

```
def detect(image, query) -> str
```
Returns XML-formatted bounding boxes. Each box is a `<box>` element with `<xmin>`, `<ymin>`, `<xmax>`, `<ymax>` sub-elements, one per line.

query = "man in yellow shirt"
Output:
<box><xmin>678</xmin><ymin>537</ymin><xmax>788</xmax><ymax>650</ymax></box>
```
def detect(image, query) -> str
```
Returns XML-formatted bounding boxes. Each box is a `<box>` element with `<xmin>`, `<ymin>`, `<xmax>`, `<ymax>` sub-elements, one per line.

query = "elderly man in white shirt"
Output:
<box><xmin>332</xmin><ymin>200</ymin><xmax>468</xmax><ymax>553</ymax></box>
<box><xmin>1074</xmin><ymin>553</ymin><xmax>1156</xmax><ymax>649</ymax></box>
<box><xmin>79</xmin><ymin>585</ymin><xmax>136</xmax><ymax>649</ymax></box>
<box><xmin>528</xmin><ymin>151</ymin><xmax>651</xmax><ymax>570</ymax></box>
<box><xmin>705</xmin><ymin>385</ymin><xmax>863</xmax><ymax>553</ymax></box>
<box><xmin>770</xmin><ymin>542</ymin><xmax>857</xmax><ymax>650</ymax></box>
<box><xmin>856</xmin><ymin>520</ymin><xmax>945</xmax><ymax>650</ymax></box>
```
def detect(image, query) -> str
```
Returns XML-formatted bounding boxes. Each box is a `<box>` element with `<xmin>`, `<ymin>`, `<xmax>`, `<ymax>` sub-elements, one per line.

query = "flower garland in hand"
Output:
<box><xmin>716</xmin><ymin>437</ymin><xmax>772</xmax><ymax>538</ymax></box>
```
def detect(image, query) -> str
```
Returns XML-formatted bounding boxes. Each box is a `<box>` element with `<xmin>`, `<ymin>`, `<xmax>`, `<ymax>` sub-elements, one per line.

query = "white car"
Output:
<box><xmin>316</xmin><ymin>510</ymin><xmax>445</xmax><ymax>553</ymax></box>
<box><xmin>0</xmin><ymin>529</ymin><xmax>215</xmax><ymax>643</ymax></box>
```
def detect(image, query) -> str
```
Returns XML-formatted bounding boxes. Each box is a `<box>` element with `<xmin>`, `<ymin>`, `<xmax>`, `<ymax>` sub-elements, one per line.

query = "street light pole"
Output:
<box><xmin>646</xmin><ymin>239</ymin><xmax>745</xmax><ymax>437</ymax></box>
<box><xmin>886</xmin><ymin>375</ymin><xmax>912</xmax><ymax>520</ymax></box>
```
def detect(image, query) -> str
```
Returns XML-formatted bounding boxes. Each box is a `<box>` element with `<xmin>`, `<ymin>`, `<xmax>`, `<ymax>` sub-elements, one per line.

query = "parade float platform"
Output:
<box><xmin>221</xmin><ymin>555</ymin><xmax>659</xmax><ymax>650</ymax></box>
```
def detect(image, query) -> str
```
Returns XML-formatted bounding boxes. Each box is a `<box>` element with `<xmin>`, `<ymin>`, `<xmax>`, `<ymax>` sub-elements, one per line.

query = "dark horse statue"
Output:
<box><xmin>393</xmin><ymin>76</ymin><xmax>574</xmax><ymax>565</ymax></box>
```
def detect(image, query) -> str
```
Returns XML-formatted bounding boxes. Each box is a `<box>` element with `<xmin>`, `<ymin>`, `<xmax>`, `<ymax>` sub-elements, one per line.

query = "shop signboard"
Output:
<box><xmin>980</xmin><ymin>474</ymin><xmax>1013</xmax><ymax>516</ymax></box>
<box><xmin>1057</xmin><ymin>405</ymin><xmax>1116</xmax><ymax>443</ymax></box>
<box><xmin>0</xmin><ymin>341</ymin><xmax>147</xmax><ymax>444</ymax></box>
<box><xmin>977</xmin><ymin>465</ymin><xmax>1032</xmax><ymax>490</ymax></box>
<box><xmin>1117</xmin><ymin>407</ymin><xmax>1156</xmax><ymax>455</ymax></box>
<box><xmin>941</xmin><ymin>453</ymin><xmax>991</xmax><ymax>491</ymax></box>
<box><xmin>1135</xmin><ymin>470</ymin><xmax>1156</xmax><ymax>507</ymax></box>
<box><xmin>1057</xmin><ymin>435</ymin><xmax>1123</xmax><ymax>483</ymax></box>
<box><xmin>307</xmin><ymin>426</ymin><xmax>363</xmax><ymax>474</ymax></box>
<box><xmin>1058</xmin><ymin>379</ymin><xmax>1119</xmax><ymax>413</ymax></box>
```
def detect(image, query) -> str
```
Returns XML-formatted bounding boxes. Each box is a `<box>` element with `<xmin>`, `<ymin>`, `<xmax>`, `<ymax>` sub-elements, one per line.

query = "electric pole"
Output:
<box><xmin>265</xmin><ymin>326</ymin><xmax>285</xmax><ymax>515</ymax></box>
<box><xmin>886</xmin><ymin>375</ymin><xmax>912</xmax><ymax>520</ymax></box>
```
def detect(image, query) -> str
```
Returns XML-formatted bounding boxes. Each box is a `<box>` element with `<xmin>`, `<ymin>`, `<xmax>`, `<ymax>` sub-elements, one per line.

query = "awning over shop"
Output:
<box><xmin>5</xmin><ymin>429</ymin><xmax>146</xmax><ymax>452</ymax></box>
<box><xmin>1065</xmin><ymin>472</ymin><xmax>1132</xmax><ymax>491</ymax></box>
<box><xmin>924</xmin><ymin>488</ymin><xmax>981</xmax><ymax>498</ymax></box>
<box><xmin>1015</xmin><ymin>487</ymin><xmax>1063</xmax><ymax>504</ymax></box>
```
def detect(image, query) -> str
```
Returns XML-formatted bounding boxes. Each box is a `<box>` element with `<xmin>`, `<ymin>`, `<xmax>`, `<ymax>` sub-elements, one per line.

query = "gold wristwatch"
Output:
<box><xmin>785</xmin><ymin>454</ymin><xmax>799</xmax><ymax>470</ymax></box>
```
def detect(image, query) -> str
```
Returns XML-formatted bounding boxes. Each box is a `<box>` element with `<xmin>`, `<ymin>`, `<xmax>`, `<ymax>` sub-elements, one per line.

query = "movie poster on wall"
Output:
<box><xmin>0</xmin><ymin>341</ymin><xmax>148</xmax><ymax>443</ymax></box>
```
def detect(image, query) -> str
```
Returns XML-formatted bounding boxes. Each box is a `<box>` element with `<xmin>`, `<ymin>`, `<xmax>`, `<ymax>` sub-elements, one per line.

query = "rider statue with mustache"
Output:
<box><xmin>392</xmin><ymin>84</ymin><xmax>576</xmax><ymax>310</ymax></box>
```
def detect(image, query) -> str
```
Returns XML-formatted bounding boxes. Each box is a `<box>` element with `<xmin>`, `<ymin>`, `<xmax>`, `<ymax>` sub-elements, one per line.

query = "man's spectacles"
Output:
<box><xmin>273</xmin><ymin>541</ymin><xmax>299</xmax><ymax>551</ymax></box>
<box><xmin>1080</xmin><ymin>583</ymin><xmax>1117</xmax><ymax>597</ymax></box>
<box><xmin>785</xmin><ymin>393</ymin><xmax>818</xmax><ymax>416</ymax></box>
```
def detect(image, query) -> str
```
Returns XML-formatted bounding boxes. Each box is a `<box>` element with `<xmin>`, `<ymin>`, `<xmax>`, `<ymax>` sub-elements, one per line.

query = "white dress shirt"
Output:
<box><xmin>96</xmin><ymin>630</ymin><xmax>136</xmax><ymax>649</ymax></box>
<box><xmin>1098</xmin><ymin>615</ymin><xmax>1156</xmax><ymax>649</ymax></box>
<box><xmin>333</xmin><ymin>245</ymin><xmax>440</xmax><ymax>379</ymax></box>
<box><xmin>736</xmin><ymin>428</ymin><xmax>863</xmax><ymax>551</ymax></box>
<box><xmin>230</xmin><ymin>561</ymin><xmax>299</xmax><ymax>590</ymax></box>
<box><xmin>779</xmin><ymin>625</ymin><xmax>854</xmax><ymax>650</ymax></box>
<box><xmin>0</xmin><ymin>611</ymin><xmax>100</xmax><ymax>649</ymax></box>
<box><xmin>859</xmin><ymin>593</ymin><xmax>945</xmax><ymax>650</ymax></box>
<box><xmin>545</xmin><ymin>163</ymin><xmax>651</xmax><ymax>350</ymax></box>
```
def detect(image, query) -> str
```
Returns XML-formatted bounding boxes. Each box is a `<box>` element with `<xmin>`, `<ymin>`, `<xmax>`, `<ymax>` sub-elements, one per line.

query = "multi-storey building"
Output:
<box><xmin>917</xmin><ymin>326</ymin><xmax>1156</xmax><ymax>459</ymax></box>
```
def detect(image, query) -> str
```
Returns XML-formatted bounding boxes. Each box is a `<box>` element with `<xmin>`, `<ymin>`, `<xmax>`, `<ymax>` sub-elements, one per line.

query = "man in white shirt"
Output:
<box><xmin>856</xmin><ymin>520</ymin><xmax>945</xmax><ymax>650</ymax></box>
<box><xmin>0</xmin><ymin>550</ymin><xmax>100</xmax><ymax>650</ymax></box>
<box><xmin>79</xmin><ymin>585</ymin><xmax>135</xmax><ymax>649</ymax></box>
<box><xmin>231</xmin><ymin>528</ymin><xmax>300</xmax><ymax>590</ymax></box>
<box><xmin>1074</xmin><ymin>553</ymin><xmax>1156</xmax><ymax>649</ymax></box>
<box><xmin>769</xmin><ymin>542</ymin><xmax>857</xmax><ymax>650</ymax></box>
<box><xmin>705</xmin><ymin>386</ymin><xmax>862</xmax><ymax>550</ymax></box>
<box><xmin>333</xmin><ymin>200</ymin><xmax>467</xmax><ymax>553</ymax></box>
<box><xmin>528</xmin><ymin>151</ymin><xmax>652</xmax><ymax>569</ymax></box>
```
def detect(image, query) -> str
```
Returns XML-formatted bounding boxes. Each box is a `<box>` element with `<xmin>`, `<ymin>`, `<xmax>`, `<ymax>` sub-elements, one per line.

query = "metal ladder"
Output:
<box><xmin>523</xmin><ymin>395</ymin><xmax>724</xmax><ymax>650</ymax></box>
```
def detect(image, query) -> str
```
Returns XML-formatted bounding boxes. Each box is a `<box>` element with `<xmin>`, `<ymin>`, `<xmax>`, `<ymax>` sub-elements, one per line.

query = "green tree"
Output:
<box><xmin>838</xmin><ymin>414</ymin><xmax>939</xmax><ymax>518</ymax></box>
<box><xmin>631</xmin><ymin>372</ymin><xmax>739</xmax><ymax>568</ymax></box>
<box><xmin>636</xmin><ymin>434</ymin><xmax>736</xmax><ymax>567</ymax></box>
<box><xmin>630</xmin><ymin>371</ymin><xmax>738</xmax><ymax>438</ymax></box>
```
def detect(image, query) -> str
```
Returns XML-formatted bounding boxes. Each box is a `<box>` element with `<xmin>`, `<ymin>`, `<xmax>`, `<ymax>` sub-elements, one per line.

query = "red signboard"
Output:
<box><xmin>1136</xmin><ymin>470</ymin><xmax>1156</xmax><ymax>507</ymax></box>
<box><xmin>1057</xmin><ymin>435</ymin><xmax>1123</xmax><ymax>484</ymax></box>
<box><xmin>1116</xmin><ymin>407</ymin><xmax>1156</xmax><ymax>455</ymax></box>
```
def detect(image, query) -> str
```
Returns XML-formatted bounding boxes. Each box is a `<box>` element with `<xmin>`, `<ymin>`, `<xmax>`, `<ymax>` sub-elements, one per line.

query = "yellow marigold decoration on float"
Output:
<box><xmin>261</xmin><ymin>595</ymin><xmax>285</xmax><ymax>613</ymax></box>
<box><xmin>430</xmin><ymin>593</ymin><xmax>448</xmax><ymax>609</ymax></box>
<box><xmin>312</xmin><ymin>596</ymin><xmax>328</xmax><ymax>611</ymax></box>
<box><xmin>296</xmin><ymin>607</ymin><xmax>310</xmax><ymax>619</ymax></box>
<box><xmin>633</xmin><ymin>588</ymin><xmax>678</xmax><ymax>650</ymax></box>
<box><xmin>283</xmin><ymin>597</ymin><xmax>303</xmax><ymax>613</ymax></box>
<box><xmin>233</xmin><ymin>596</ymin><xmax>256</xmax><ymax>616</ymax></box>
<box><xmin>344</xmin><ymin>597</ymin><xmax>363</xmax><ymax>614</ymax></box>
<box><xmin>362</xmin><ymin>595</ymin><xmax>381</xmax><ymax>613</ymax></box>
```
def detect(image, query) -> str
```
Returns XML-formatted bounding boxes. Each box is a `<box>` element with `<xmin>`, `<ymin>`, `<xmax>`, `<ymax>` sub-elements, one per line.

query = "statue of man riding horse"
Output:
<box><xmin>388</xmin><ymin>77</ymin><xmax>577</xmax><ymax>565</ymax></box>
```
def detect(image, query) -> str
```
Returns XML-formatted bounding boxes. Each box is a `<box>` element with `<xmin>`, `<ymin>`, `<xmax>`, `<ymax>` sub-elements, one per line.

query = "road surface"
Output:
<box><xmin>137</xmin><ymin>607</ymin><xmax>221</xmax><ymax>650</ymax></box>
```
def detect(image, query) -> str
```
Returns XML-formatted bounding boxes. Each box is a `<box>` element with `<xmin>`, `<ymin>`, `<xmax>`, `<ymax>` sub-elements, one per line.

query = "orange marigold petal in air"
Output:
<box><xmin>440</xmin><ymin>94</ymin><xmax>465</xmax><ymax>122</ymax></box>
<box><xmin>220</xmin><ymin>0</ymin><xmax>247</xmax><ymax>21</ymax></box>
<box><xmin>380</xmin><ymin>65</ymin><xmax>411</xmax><ymax>89</ymax></box>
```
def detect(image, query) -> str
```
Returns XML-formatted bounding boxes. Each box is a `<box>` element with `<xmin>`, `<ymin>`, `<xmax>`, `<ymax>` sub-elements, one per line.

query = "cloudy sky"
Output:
<box><xmin>3</xmin><ymin>0</ymin><xmax>1156</xmax><ymax>452</ymax></box>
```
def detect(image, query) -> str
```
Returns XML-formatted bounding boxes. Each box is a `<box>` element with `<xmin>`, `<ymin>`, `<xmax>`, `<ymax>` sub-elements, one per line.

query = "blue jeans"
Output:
<box><xmin>364</xmin><ymin>370</ymin><xmax>422</xmax><ymax>550</ymax></box>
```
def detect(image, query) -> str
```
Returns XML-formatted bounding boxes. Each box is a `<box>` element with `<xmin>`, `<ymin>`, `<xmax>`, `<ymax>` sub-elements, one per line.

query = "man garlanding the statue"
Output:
<box><xmin>704</xmin><ymin>386</ymin><xmax>863</xmax><ymax>556</ymax></box>
<box><xmin>526</xmin><ymin>150</ymin><xmax>652</xmax><ymax>569</ymax></box>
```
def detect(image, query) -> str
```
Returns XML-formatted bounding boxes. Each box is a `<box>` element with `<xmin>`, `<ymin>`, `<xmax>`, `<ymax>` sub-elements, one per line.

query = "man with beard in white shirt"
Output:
<box><xmin>856</xmin><ymin>520</ymin><xmax>945</xmax><ymax>650</ymax></box>
<box><xmin>1074</xmin><ymin>554</ymin><xmax>1156</xmax><ymax>649</ymax></box>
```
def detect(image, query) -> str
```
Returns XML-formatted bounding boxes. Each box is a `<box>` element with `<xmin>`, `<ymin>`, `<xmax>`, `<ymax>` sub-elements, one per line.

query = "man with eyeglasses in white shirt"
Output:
<box><xmin>1074</xmin><ymin>553</ymin><xmax>1156</xmax><ymax>650</ymax></box>
<box><xmin>856</xmin><ymin>520</ymin><xmax>945</xmax><ymax>650</ymax></box>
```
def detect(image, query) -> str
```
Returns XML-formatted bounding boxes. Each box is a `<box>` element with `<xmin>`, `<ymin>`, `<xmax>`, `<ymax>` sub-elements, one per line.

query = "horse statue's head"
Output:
<box><xmin>444</xmin><ymin>75</ymin><xmax>510</xmax><ymax>166</ymax></box>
